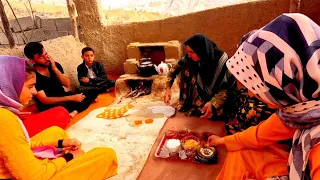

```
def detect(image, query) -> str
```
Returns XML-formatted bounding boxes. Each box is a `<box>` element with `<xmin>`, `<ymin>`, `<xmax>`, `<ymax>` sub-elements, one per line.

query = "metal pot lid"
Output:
<box><xmin>141</xmin><ymin>61</ymin><xmax>152</xmax><ymax>65</ymax></box>
<box><xmin>140</xmin><ymin>64</ymin><xmax>153</xmax><ymax>68</ymax></box>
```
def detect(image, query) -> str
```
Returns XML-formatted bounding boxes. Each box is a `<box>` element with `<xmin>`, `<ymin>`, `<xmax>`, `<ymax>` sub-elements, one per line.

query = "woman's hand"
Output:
<box><xmin>164</xmin><ymin>88</ymin><xmax>172</xmax><ymax>105</ymax></box>
<box><xmin>201</xmin><ymin>102</ymin><xmax>213</xmax><ymax>118</ymax></box>
<box><xmin>207</xmin><ymin>134</ymin><xmax>225</xmax><ymax>146</ymax></box>
<box><xmin>62</xmin><ymin>138</ymin><xmax>82</xmax><ymax>150</ymax></box>
<box><xmin>69</xmin><ymin>149</ymin><xmax>85</xmax><ymax>158</ymax></box>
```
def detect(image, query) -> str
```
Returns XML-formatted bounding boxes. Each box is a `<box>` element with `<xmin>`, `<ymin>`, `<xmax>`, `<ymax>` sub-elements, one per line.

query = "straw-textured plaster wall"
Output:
<box><xmin>300</xmin><ymin>0</ymin><xmax>320</xmax><ymax>25</ymax></box>
<box><xmin>75</xmin><ymin>0</ymin><xmax>292</xmax><ymax>75</ymax></box>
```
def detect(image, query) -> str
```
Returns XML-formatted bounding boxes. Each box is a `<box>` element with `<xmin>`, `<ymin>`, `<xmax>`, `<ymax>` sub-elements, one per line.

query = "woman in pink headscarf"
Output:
<box><xmin>0</xmin><ymin>55</ymin><xmax>118</xmax><ymax>179</ymax></box>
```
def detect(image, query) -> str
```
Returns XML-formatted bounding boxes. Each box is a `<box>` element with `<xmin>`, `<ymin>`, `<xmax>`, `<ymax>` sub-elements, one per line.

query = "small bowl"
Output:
<box><xmin>177</xmin><ymin>129</ymin><xmax>188</xmax><ymax>138</ymax></box>
<box><xmin>181</xmin><ymin>135</ymin><xmax>200</xmax><ymax>150</ymax></box>
<box><xmin>196</xmin><ymin>146</ymin><xmax>216</xmax><ymax>159</ymax></box>
<box><xmin>188</xmin><ymin>131</ymin><xmax>200</xmax><ymax>138</ymax></box>
<box><xmin>165</xmin><ymin>139</ymin><xmax>181</xmax><ymax>153</ymax></box>
<box><xmin>165</xmin><ymin>130</ymin><xmax>176</xmax><ymax>139</ymax></box>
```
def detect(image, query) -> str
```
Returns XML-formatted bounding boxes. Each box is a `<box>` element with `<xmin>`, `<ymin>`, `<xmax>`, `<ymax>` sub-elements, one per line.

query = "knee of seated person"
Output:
<box><xmin>84</xmin><ymin>89</ymin><xmax>99</xmax><ymax>97</ymax></box>
<box><xmin>93</xmin><ymin>147</ymin><xmax>117</xmax><ymax>159</ymax></box>
<box><xmin>46</xmin><ymin>126</ymin><xmax>65</xmax><ymax>134</ymax></box>
<box><xmin>51</xmin><ymin>106</ymin><xmax>69</xmax><ymax>113</ymax></box>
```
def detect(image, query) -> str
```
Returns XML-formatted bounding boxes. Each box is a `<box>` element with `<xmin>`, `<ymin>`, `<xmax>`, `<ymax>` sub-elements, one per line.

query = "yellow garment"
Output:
<box><xmin>0</xmin><ymin>108</ymin><xmax>118</xmax><ymax>180</ymax></box>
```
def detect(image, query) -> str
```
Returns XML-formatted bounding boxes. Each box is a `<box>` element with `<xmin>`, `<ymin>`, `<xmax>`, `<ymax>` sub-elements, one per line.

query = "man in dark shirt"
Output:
<box><xmin>24</xmin><ymin>42</ymin><xmax>98</xmax><ymax>118</ymax></box>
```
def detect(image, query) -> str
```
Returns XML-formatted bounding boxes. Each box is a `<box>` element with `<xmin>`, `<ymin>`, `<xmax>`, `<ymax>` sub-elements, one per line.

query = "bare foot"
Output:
<box><xmin>106</xmin><ymin>87</ymin><xmax>115</xmax><ymax>93</ymax></box>
<box><xmin>69</xmin><ymin>110</ymin><xmax>78</xmax><ymax>118</ymax></box>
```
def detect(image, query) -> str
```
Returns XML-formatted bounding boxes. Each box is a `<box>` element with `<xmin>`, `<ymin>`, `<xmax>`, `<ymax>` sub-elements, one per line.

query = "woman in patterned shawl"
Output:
<box><xmin>225</xmin><ymin>30</ymin><xmax>276</xmax><ymax>135</ymax></box>
<box><xmin>164</xmin><ymin>33</ymin><xmax>236</xmax><ymax>119</ymax></box>
<box><xmin>208</xmin><ymin>13</ymin><xmax>320</xmax><ymax>180</ymax></box>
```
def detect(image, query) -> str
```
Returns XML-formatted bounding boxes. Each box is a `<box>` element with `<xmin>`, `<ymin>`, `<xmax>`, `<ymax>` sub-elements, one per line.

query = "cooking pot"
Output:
<box><xmin>136</xmin><ymin>58</ymin><xmax>157</xmax><ymax>77</ymax></box>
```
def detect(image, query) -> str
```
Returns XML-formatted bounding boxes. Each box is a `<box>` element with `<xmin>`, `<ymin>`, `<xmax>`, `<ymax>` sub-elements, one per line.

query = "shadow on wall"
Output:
<box><xmin>75</xmin><ymin>0</ymin><xmax>294</xmax><ymax>75</ymax></box>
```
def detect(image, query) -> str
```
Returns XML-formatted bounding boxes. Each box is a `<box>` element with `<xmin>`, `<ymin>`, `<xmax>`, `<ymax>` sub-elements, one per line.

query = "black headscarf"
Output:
<box><xmin>184</xmin><ymin>34</ymin><xmax>230</xmax><ymax>99</ymax></box>
<box><xmin>184</xmin><ymin>33</ymin><xmax>225</xmax><ymax>87</ymax></box>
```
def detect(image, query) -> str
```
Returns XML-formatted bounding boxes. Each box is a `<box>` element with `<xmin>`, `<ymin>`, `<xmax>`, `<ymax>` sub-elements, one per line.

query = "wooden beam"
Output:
<box><xmin>0</xmin><ymin>0</ymin><xmax>15</xmax><ymax>48</ymax></box>
<box><xmin>66</xmin><ymin>0</ymin><xmax>79</xmax><ymax>41</ymax></box>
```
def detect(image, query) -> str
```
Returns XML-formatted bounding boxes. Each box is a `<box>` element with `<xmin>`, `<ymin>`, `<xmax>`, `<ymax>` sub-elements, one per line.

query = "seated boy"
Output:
<box><xmin>77</xmin><ymin>47</ymin><xmax>115</xmax><ymax>93</ymax></box>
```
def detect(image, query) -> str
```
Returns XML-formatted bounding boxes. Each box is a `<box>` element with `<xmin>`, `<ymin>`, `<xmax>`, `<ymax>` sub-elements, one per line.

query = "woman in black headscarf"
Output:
<box><xmin>164</xmin><ymin>33</ymin><xmax>236</xmax><ymax>119</ymax></box>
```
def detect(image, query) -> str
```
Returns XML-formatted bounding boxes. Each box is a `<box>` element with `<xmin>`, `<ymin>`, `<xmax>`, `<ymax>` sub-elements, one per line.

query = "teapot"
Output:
<box><xmin>154</xmin><ymin>61</ymin><xmax>172</xmax><ymax>76</ymax></box>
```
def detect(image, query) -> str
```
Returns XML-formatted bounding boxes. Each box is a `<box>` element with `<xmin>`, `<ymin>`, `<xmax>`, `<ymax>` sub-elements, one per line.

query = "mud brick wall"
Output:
<box><xmin>0</xmin><ymin>16</ymin><xmax>76</xmax><ymax>45</ymax></box>
<box><xmin>115</xmin><ymin>74</ymin><xmax>180</xmax><ymax>102</ymax></box>
<box><xmin>126</xmin><ymin>41</ymin><xmax>182</xmax><ymax>61</ymax></box>
<box><xmin>124</xmin><ymin>41</ymin><xmax>182</xmax><ymax>74</ymax></box>
<box><xmin>75</xmin><ymin>0</ymin><xmax>293</xmax><ymax>75</ymax></box>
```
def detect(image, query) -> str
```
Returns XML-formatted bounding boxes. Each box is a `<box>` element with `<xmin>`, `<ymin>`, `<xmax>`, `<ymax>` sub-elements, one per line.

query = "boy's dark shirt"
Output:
<box><xmin>77</xmin><ymin>60</ymin><xmax>108</xmax><ymax>86</ymax></box>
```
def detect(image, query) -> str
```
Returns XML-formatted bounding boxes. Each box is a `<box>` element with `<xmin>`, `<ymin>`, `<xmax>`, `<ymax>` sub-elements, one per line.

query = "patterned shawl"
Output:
<box><xmin>0</xmin><ymin>55</ymin><xmax>62</xmax><ymax>159</ymax></box>
<box><xmin>184</xmin><ymin>33</ymin><xmax>231</xmax><ymax>98</ymax></box>
<box><xmin>226</xmin><ymin>13</ymin><xmax>320</xmax><ymax>179</ymax></box>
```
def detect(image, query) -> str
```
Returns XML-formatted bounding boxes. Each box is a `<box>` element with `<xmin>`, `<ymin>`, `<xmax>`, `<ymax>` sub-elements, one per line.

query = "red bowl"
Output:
<box><xmin>188</xmin><ymin>131</ymin><xmax>200</xmax><ymax>138</ymax></box>
<box><xmin>165</xmin><ymin>130</ymin><xmax>176</xmax><ymax>138</ymax></box>
<box><xmin>177</xmin><ymin>130</ymin><xmax>188</xmax><ymax>138</ymax></box>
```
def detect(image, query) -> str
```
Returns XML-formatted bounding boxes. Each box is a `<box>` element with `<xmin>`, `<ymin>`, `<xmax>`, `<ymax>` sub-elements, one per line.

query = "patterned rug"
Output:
<box><xmin>66</xmin><ymin>101</ymin><xmax>169</xmax><ymax>180</ymax></box>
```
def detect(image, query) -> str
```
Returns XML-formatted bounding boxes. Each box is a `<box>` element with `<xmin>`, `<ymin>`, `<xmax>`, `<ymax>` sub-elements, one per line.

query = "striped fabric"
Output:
<box><xmin>226</xmin><ymin>13</ymin><xmax>320</xmax><ymax>179</ymax></box>
<box><xmin>196</xmin><ymin>52</ymin><xmax>229</xmax><ymax>96</ymax></box>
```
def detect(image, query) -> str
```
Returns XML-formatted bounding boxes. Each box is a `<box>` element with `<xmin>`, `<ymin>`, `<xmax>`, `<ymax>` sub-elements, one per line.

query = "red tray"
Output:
<box><xmin>154</xmin><ymin>129</ymin><xmax>218</xmax><ymax>164</ymax></box>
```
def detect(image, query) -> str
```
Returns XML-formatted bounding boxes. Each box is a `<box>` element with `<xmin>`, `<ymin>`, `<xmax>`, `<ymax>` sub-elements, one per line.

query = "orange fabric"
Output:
<box><xmin>217</xmin><ymin>113</ymin><xmax>320</xmax><ymax>179</ymax></box>
<box><xmin>224</xmin><ymin>113</ymin><xmax>296</xmax><ymax>151</ymax></box>
<box><xmin>309</xmin><ymin>144</ymin><xmax>320</xmax><ymax>179</ymax></box>
<box><xmin>68</xmin><ymin>74</ymin><xmax>119</xmax><ymax>127</ymax></box>
<box><xmin>67</xmin><ymin>91</ymin><xmax>116</xmax><ymax>128</ymax></box>
<box><xmin>217</xmin><ymin>146</ymin><xmax>289</xmax><ymax>180</ymax></box>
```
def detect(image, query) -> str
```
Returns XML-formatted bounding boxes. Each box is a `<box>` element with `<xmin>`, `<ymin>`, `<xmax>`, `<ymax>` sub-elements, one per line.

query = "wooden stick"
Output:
<box><xmin>0</xmin><ymin>0</ymin><xmax>15</xmax><ymax>48</ymax></box>
<box><xmin>5</xmin><ymin>0</ymin><xmax>28</xmax><ymax>41</ymax></box>
<box><xmin>66</xmin><ymin>0</ymin><xmax>79</xmax><ymax>40</ymax></box>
